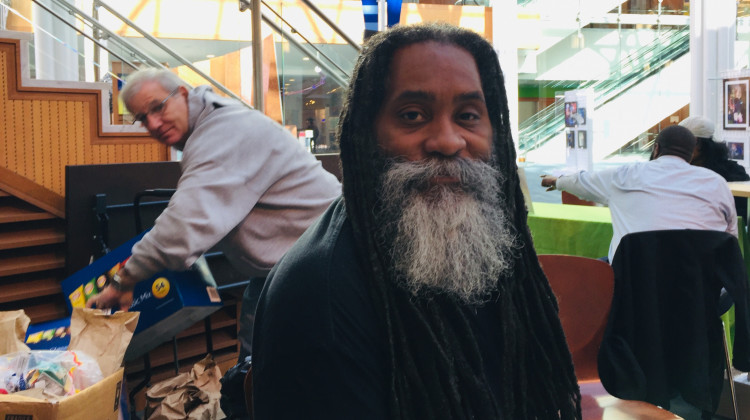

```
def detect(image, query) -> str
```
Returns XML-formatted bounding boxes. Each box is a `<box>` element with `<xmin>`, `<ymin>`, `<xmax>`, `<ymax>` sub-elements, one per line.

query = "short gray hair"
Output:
<box><xmin>119</xmin><ymin>68</ymin><xmax>191</xmax><ymax>111</ymax></box>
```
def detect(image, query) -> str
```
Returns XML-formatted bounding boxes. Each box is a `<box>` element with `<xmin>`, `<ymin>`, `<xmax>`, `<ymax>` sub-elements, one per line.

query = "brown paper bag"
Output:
<box><xmin>0</xmin><ymin>310</ymin><xmax>31</xmax><ymax>355</ymax></box>
<box><xmin>145</xmin><ymin>354</ymin><xmax>225</xmax><ymax>420</ymax></box>
<box><xmin>68</xmin><ymin>307</ymin><xmax>139</xmax><ymax>376</ymax></box>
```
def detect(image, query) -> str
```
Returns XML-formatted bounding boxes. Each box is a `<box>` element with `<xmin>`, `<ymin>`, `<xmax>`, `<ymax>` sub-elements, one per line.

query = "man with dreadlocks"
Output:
<box><xmin>252</xmin><ymin>23</ymin><xmax>581</xmax><ymax>419</ymax></box>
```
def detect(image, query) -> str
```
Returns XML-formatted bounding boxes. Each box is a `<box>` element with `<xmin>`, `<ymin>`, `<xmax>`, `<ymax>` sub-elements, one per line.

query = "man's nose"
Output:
<box><xmin>424</xmin><ymin>117</ymin><xmax>466</xmax><ymax>157</ymax></box>
<box><xmin>144</xmin><ymin>113</ymin><xmax>163</xmax><ymax>132</ymax></box>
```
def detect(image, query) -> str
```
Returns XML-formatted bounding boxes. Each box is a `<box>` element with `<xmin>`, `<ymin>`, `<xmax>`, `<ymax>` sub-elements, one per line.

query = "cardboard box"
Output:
<box><xmin>124</xmin><ymin>269</ymin><xmax>222</xmax><ymax>361</ymax></box>
<box><xmin>24</xmin><ymin>317</ymin><xmax>70</xmax><ymax>350</ymax></box>
<box><xmin>24</xmin><ymin>318</ymin><xmax>71</xmax><ymax>351</ymax></box>
<box><xmin>0</xmin><ymin>367</ymin><xmax>123</xmax><ymax>420</ymax></box>
<box><xmin>61</xmin><ymin>231</ymin><xmax>223</xmax><ymax>361</ymax></box>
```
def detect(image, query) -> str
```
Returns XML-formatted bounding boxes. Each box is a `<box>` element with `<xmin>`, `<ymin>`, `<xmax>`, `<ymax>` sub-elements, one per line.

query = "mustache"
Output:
<box><xmin>381</xmin><ymin>157</ymin><xmax>502</xmax><ymax>196</ymax></box>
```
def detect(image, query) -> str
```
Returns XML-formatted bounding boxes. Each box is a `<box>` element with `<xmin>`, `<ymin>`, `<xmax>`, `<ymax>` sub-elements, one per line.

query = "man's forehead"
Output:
<box><xmin>128</xmin><ymin>81</ymin><xmax>169</xmax><ymax>108</ymax></box>
<box><xmin>382</xmin><ymin>42</ymin><xmax>484</xmax><ymax>96</ymax></box>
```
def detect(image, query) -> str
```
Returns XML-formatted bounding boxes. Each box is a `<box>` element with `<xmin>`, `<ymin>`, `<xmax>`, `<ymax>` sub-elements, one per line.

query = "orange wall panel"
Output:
<box><xmin>0</xmin><ymin>37</ymin><xmax>170</xmax><ymax>206</ymax></box>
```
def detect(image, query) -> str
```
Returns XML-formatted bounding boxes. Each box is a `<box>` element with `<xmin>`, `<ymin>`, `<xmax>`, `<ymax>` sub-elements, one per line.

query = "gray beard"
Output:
<box><xmin>376</xmin><ymin>157</ymin><xmax>518</xmax><ymax>304</ymax></box>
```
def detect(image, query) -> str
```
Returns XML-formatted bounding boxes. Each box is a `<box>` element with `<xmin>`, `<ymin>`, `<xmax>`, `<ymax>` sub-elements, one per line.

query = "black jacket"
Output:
<box><xmin>598</xmin><ymin>229</ymin><xmax>750</xmax><ymax>414</ymax></box>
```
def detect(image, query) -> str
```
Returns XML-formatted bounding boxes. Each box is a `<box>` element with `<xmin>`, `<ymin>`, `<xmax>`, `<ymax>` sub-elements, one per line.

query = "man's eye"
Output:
<box><xmin>152</xmin><ymin>103</ymin><xmax>165</xmax><ymax>113</ymax></box>
<box><xmin>459</xmin><ymin>112</ymin><xmax>480</xmax><ymax>121</ymax></box>
<box><xmin>134</xmin><ymin>114</ymin><xmax>146</xmax><ymax>123</ymax></box>
<box><xmin>400</xmin><ymin>111</ymin><xmax>424</xmax><ymax>122</ymax></box>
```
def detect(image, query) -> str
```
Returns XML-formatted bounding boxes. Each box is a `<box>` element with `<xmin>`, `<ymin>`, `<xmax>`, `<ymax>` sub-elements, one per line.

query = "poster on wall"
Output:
<box><xmin>724</xmin><ymin>78</ymin><xmax>750</xmax><ymax>130</ymax></box>
<box><xmin>563</xmin><ymin>89</ymin><xmax>593</xmax><ymax>172</ymax></box>
<box><xmin>577</xmin><ymin>130</ymin><xmax>587</xmax><ymax>149</ymax></box>
<box><xmin>564</xmin><ymin>102</ymin><xmax>578</xmax><ymax>127</ymax></box>
<box><xmin>729</xmin><ymin>141</ymin><xmax>745</xmax><ymax>161</ymax></box>
<box><xmin>576</xmin><ymin>107</ymin><xmax>586</xmax><ymax>126</ymax></box>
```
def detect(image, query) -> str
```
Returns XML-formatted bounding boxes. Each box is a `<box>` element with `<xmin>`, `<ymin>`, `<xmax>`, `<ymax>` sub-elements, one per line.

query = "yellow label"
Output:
<box><xmin>69</xmin><ymin>286</ymin><xmax>86</xmax><ymax>308</ymax></box>
<box><xmin>26</xmin><ymin>331</ymin><xmax>43</xmax><ymax>344</ymax></box>
<box><xmin>152</xmin><ymin>277</ymin><xmax>170</xmax><ymax>298</ymax></box>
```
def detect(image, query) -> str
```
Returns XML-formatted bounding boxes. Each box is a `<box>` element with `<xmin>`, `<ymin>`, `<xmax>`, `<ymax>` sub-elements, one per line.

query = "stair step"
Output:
<box><xmin>0</xmin><ymin>203</ymin><xmax>56</xmax><ymax>223</ymax></box>
<box><xmin>0</xmin><ymin>252</ymin><xmax>65</xmax><ymax>277</ymax></box>
<box><xmin>0</xmin><ymin>276</ymin><xmax>61</xmax><ymax>303</ymax></box>
<box><xmin>0</xmin><ymin>227</ymin><xmax>65</xmax><ymax>250</ymax></box>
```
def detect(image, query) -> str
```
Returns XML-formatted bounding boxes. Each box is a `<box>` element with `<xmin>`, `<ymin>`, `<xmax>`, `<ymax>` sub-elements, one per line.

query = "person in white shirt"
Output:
<box><xmin>541</xmin><ymin>125</ymin><xmax>737</xmax><ymax>263</ymax></box>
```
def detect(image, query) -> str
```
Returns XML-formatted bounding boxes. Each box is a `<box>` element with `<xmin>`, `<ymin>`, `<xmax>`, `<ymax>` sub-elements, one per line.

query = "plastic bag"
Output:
<box><xmin>0</xmin><ymin>350</ymin><xmax>103</xmax><ymax>399</ymax></box>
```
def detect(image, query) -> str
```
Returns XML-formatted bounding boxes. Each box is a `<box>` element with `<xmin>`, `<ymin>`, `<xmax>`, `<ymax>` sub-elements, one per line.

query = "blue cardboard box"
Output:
<box><xmin>61</xmin><ymin>231</ymin><xmax>222</xmax><ymax>361</ymax></box>
<box><xmin>24</xmin><ymin>317</ymin><xmax>71</xmax><ymax>351</ymax></box>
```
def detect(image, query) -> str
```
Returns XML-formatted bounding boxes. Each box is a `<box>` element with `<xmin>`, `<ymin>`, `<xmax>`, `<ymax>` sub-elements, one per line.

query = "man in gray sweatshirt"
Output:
<box><xmin>88</xmin><ymin>69</ymin><xmax>341</xmax><ymax>359</ymax></box>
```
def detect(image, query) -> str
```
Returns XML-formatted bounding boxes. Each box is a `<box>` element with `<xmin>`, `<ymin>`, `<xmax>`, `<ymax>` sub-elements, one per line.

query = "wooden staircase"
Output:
<box><xmin>0</xmin><ymin>189</ymin><xmax>67</xmax><ymax>323</ymax></box>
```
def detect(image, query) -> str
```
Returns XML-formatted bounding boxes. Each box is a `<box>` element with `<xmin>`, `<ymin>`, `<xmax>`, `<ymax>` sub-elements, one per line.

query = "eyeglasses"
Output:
<box><xmin>132</xmin><ymin>88</ymin><xmax>179</xmax><ymax>125</ymax></box>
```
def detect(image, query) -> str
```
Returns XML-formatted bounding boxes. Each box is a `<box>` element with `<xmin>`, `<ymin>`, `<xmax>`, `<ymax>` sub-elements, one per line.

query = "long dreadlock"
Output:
<box><xmin>338</xmin><ymin>23</ymin><xmax>581</xmax><ymax>419</ymax></box>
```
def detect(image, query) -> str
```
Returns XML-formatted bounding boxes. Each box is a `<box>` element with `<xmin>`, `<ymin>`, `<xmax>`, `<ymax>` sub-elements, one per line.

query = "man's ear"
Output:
<box><xmin>651</xmin><ymin>143</ymin><xmax>660</xmax><ymax>160</ymax></box>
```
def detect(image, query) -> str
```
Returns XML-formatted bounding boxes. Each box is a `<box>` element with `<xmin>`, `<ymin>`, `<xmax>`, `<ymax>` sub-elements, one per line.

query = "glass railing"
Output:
<box><xmin>260</xmin><ymin>0</ymin><xmax>361</xmax><ymax>152</ymax></box>
<box><xmin>2</xmin><ymin>0</ymin><xmax>359</xmax><ymax>148</ymax></box>
<box><xmin>1</xmin><ymin>0</ymin><xmax>253</xmax><ymax>125</ymax></box>
<box><xmin>518</xmin><ymin>25</ymin><xmax>690</xmax><ymax>154</ymax></box>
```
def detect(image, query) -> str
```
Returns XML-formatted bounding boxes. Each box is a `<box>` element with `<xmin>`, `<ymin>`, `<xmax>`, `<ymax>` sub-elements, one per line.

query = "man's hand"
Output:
<box><xmin>540</xmin><ymin>175</ymin><xmax>558</xmax><ymax>191</ymax></box>
<box><xmin>86</xmin><ymin>285</ymin><xmax>134</xmax><ymax>311</ymax></box>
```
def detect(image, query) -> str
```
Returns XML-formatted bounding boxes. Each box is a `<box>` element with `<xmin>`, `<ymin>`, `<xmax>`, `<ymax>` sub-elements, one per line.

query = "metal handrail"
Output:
<box><xmin>39</xmin><ymin>0</ymin><xmax>163</xmax><ymax>69</ymax></box>
<box><xmin>298</xmin><ymin>0</ymin><xmax>362</xmax><ymax>52</ymax></box>
<box><xmin>261</xmin><ymin>11</ymin><xmax>351</xmax><ymax>89</ymax></box>
<box><xmin>92</xmin><ymin>0</ymin><xmax>249</xmax><ymax>106</ymax></box>
<box><xmin>30</xmin><ymin>0</ymin><xmax>144</xmax><ymax>71</ymax></box>
<box><xmin>261</xmin><ymin>0</ymin><xmax>353</xmax><ymax>78</ymax></box>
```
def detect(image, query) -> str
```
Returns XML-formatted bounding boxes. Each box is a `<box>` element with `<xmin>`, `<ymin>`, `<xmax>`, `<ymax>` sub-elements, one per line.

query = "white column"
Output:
<box><xmin>377</xmin><ymin>0</ymin><xmax>387</xmax><ymax>32</ymax></box>
<box><xmin>690</xmin><ymin>0</ymin><xmax>736</xmax><ymax>124</ymax></box>
<box><xmin>492</xmin><ymin>0</ymin><xmax>519</xmax><ymax>155</ymax></box>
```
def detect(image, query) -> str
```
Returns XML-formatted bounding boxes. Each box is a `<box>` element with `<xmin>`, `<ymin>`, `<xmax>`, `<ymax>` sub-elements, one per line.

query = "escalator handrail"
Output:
<box><xmin>519</xmin><ymin>26</ymin><xmax>690</xmax><ymax>151</ymax></box>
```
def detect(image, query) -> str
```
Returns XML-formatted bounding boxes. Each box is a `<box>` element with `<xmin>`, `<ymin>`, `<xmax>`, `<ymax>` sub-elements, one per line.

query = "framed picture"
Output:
<box><xmin>577</xmin><ymin>130</ymin><xmax>587</xmax><ymax>149</ymax></box>
<box><xmin>576</xmin><ymin>107</ymin><xmax>587</xmax><ymax>126</ymax></box>
<box><xmin>729</xmin><ymin>141</ymin><xmax>745</xmax><ymax>161</ymax></box>
<box><xmin>566</xmin><ymin>130</ymin><xmax>575</xmax><ymax>148</ymax></box>
<box><xmin>565</xmin><ymin>101</ymin><xmax>578</xmax><ymax>127</ymax></box>
<box><xmin>724</xmin><ymin>78</ymin><xmax>750</xmax><ymax>130</ymax></box>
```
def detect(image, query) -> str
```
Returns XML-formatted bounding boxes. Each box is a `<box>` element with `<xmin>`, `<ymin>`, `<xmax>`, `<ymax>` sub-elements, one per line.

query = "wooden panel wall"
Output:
<box><xmin>0</xmin><ymin>37</ymin><xmax>169</xmax><ymax>207</ymax></box>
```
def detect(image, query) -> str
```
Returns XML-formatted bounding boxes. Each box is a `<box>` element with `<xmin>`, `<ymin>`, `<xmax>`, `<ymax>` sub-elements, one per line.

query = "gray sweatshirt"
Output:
<box><xmin>125</xmin><ymin>86</ymin><xmax>341</xmax><ymax>280</ymax></box>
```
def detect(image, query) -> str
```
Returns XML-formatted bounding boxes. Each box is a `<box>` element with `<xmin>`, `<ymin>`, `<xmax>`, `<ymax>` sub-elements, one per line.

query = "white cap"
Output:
<box><xmin>679</xmin><ymin>116</ymin><xmax>716</xmax><ymax>141</ymax></box>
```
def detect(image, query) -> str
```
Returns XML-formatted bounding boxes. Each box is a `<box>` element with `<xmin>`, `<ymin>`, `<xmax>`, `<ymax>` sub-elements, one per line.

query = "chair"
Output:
<box><xmin>538</xmin><ymin>254</ymin><xmax>682</xmax><ymax>419</ymax></box>
<box><xmin>598</xmin><ymin>230</ymin><xmax>750</xmax><ymax>419</ymax></box>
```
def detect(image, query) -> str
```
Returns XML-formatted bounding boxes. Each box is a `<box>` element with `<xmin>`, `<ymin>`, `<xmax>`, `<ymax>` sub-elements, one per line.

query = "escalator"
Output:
<box><xmin>519</xmin><ymin>25</ymin><xmax>690</xmax><ymax>160</ymax></box>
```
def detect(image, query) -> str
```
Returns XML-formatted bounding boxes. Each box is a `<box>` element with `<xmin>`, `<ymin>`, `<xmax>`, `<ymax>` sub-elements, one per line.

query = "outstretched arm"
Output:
<box><xmin>540</xmin><ymin>175</ymin><xmax>558</xmax><ymax>191</ymax></box>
